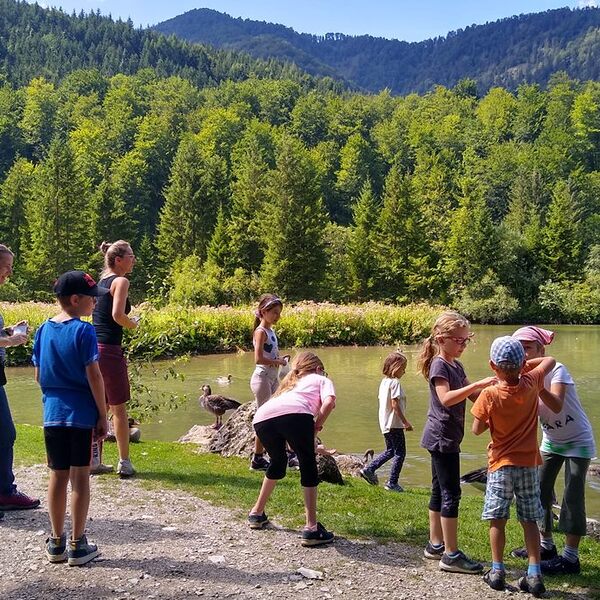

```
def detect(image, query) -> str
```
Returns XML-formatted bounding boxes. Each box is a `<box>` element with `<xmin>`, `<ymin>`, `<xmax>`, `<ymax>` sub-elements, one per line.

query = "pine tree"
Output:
<box><xmin>157</xmin><ymin>134</ymin><xmax>227</xmax><ymax>265</ymax></box>
<box><xmin>348</xmin><ymin>179</ymin><xmax>379</xmax><ymax>300</ymax></box>
<box><xmin>23</xmin><ymin>136</ymin><xmax>91</xmax><ymax>287</ymax></box>
<box><xmin>206</xmin><ymin>205</ymin><xmax>231</xmax><ymax>271</ymax></box>
<box><xmin>541</xmin><ymin>180</ymin><xmax>582</xmax><ymax>281</ymax></box>
<box><xmin>261</xmin><ymin>135</ymin><xmax>328</xmax><ymax>300</ymax></box>
<box><xmin>0</xmin><ymin>158</ymin><xmax>35</xmax><ymax>257</ymax></box>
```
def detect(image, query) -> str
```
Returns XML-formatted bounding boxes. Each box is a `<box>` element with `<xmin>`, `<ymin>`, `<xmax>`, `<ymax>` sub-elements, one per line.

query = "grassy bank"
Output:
<box><xmin>14</xmin><ymin>424</ymin><xmax>600</xmax><ymax>591</ymax></box>
<box><xmin>0</xmin><ymin>301</ymin><xmax>440</xmax><ymax>365</ymax></box>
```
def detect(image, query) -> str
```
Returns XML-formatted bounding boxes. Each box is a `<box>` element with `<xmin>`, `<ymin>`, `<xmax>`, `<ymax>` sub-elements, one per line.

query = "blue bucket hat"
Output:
<box><xmin>490</xmin><ymin>336</ymin><xmax>525</xmax><ymax>367</ymax></box>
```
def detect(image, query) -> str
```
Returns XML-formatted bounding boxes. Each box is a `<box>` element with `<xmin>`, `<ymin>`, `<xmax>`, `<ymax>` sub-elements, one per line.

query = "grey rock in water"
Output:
<box><xmin>208</xmin><ymin>401</ymin><xmax>257</xmax><ymax>457</ymax></box>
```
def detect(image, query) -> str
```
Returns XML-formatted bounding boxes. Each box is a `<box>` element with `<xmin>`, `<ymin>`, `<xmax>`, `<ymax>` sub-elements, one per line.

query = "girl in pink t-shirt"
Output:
<box><xmin>248</xmin><ymin>351</ymin><xmax>336</xmax><ymax>547</ymax></box>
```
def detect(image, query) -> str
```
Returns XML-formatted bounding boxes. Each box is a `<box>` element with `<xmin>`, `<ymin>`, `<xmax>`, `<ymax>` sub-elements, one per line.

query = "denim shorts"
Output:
<box><xmin>482</xmin><ymin>465</ymin><xmax>543</xmax><ymax>522</ymax></box>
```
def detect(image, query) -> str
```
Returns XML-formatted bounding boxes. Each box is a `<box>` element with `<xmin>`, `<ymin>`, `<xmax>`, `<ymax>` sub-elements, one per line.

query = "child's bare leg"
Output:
<box><xmin>69</xmin><ymin>466</ymin><xmax>91</xmax><ymax>539</ymax></box>
<box><xmin>254</xmin><ymin>437</ymin><xmax>265</xmax><ymax>455</ymax></box>
<box><xmin>522</xmin><ymin>521</ymin><xmax>541</xmax><ymax>565</ymax></box>
<box><xmin>111</xmin><ymin>403</ymin><xmax>130</xmax><ymax>461</ymax></box>
<box><xmin>48</xmin><ymin>469</ymin><xmax>69</xmax><ymax>537</ymax></box>
<box><xmin>440</xmin><ymin>516</ymin><xmax>458</xmax><ymax>553</ymax></box>
<box><xmin>428</xmin><ymin>510</ymin><xmax>444</xmax><ymax>546</ymax></box>
<box><xmin>489</xmin><ymin>519</ymin><xmax>507</xmax><ymax>563</ymax></box>
<box><xmin>250</xmin><ymin>477</ymin><xmax>277</xmax><ymax>515</ymax></box>
<box><xmin>303</xmin><ymin>486</ymin><xmax>318</xmax><ymax>529</ymax></box>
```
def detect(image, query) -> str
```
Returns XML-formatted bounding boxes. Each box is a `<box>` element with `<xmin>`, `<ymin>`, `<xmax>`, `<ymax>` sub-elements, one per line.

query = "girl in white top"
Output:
<box><xmin>249</xmin><ymin>294</ymin><xmax>288</xmax><ymax>471</ymax></box>
<box><xmin>359</xmin><ymin>350</ymin><xmax>412</xmax><ymax>492</ymax></box>
<box><xmin>248</xmin><ymin>351</ymin><xmax>336</xmax><ymax>547</ymax></box>
<box><xmin>512</xmin><ymin>326</ymin><xmax>596</xmax><ymax>575</ymax></box>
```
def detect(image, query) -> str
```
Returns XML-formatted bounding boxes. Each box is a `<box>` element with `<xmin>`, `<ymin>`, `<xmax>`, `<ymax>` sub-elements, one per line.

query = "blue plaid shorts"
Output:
<box><xmin>481</xmin><ymin>466</ymin><xmax>543</xmax><ymax>522</ymax></box>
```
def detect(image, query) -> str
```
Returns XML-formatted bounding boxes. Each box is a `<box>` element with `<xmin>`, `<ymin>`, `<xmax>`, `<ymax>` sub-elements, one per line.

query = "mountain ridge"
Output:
<box><xmin>155</xmin><ymin>6</ymin><xmax>600</xmax><ymax>94</ymax></box>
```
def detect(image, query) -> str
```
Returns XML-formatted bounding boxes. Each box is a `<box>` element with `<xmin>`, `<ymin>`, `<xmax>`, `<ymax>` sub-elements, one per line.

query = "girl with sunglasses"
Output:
<box><xmin>417</xmin><ymin>310</ymin><xmax>496</xmax><ymax>574</ymax></box>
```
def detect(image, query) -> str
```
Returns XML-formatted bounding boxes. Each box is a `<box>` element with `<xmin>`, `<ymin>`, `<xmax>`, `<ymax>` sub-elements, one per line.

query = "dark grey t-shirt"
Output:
<box><xmin>420</xmin><ymin>356</ymin><xmax>468</xmax><ymax>453</ymax></box>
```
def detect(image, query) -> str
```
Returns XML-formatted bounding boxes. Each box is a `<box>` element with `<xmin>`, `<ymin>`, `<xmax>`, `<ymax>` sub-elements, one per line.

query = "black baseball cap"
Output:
<box><xmin>53</xmin><ymin>270</ymin><xmax>110</xmax><ymax>297</ymax></box>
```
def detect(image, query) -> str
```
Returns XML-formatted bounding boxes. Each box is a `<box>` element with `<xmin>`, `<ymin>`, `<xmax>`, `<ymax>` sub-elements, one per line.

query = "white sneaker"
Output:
<box><xmin>117</xmin><ymin>459</ymin><xmax>136</xmax><ymax>478</ymax></box>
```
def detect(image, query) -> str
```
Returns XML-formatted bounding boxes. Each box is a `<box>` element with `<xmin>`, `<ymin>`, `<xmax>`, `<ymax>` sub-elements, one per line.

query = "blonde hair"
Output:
<box><xmin>99</xmin><ymin>240</ymin><xmax>132</xmax><ymax>278</ymax></box>
<box><xmin>382</xmin><ymin>350</ymin><xmax>407</xmax><ymax>378</ymax></box>
<box><xmin>417</xmin><ymin>310</ymin><xmax>470</xmax><ymax>379</ymax></box>
<box><xmin>272</xmin><ymin>351</ymin><xmax>324</xmax><ymax>397</ymax></box>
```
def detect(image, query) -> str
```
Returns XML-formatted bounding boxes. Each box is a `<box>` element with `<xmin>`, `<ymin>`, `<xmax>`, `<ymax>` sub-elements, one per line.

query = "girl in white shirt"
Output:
<box><xmin>359</xmin><ymin>350</ymin><xmax>412</xmax><ymax>491</ymax></box>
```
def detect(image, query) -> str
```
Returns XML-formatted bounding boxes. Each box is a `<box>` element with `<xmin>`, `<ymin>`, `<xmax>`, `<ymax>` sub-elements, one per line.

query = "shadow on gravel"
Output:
<box><xmin>96</xmin><ymin>556</ymin><xmax>291</xmax><ymax>585</ymax></box>
<box><xmin>4</xmin><ymin>579</ymin><xmax>113</xmax><ymax>600</ymax></box>
<box><xmin>0</xmin><ymin>507</ymin><xmax>48</xmax><ymax>532</ymax></box>
<box><xmin>331</xmin><ymin>536</ymin><xmax>421</xmax><ymax>568</ymax></box>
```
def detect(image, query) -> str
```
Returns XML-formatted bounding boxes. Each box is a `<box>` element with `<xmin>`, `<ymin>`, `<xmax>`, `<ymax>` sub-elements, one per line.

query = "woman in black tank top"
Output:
<box><xmin>92</xmin><ymin>240</ymin><xmax>138</xmax><ymax>478</ymax></box>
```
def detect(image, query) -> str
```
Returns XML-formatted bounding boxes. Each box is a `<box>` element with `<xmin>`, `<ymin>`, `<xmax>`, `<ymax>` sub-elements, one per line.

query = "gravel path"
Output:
<box><xmin>0</xmin><ymin>465</ymin><xmax>591</xmax><ymax>599</ymax></box>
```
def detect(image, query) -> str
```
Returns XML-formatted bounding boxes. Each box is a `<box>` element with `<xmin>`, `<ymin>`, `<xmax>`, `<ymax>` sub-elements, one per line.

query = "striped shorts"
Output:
<box><xmin>482</xmin><ymin>465</ymin><xmax>543</xmax><ymax>522</ymax></box>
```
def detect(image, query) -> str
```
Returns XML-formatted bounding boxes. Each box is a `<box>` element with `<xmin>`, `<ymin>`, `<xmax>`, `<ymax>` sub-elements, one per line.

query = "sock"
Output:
<box><xmin>448</xmin><ymin>550</ymin><xmax>461</xmax><ymax>558</ymax></box>
<box><xmin>540</xmin><ymin>537</ymin><xmax>555</xmax><ymax>551</ymax></box>
<box><xmin>563</xmin><ymin>545</ymin><xmax>579</xmax><ymax>563</ymax></box>
<box><xmin>492</xmin><ymin>561</ymin><xmax>505</xmax><ymax>572</ymax></box>
<box><xmin>527</xmin><ymin>563</ymin><xmax>541</xmax><ymax>576</ymax></box>
<box><xmin>430</xmin><ymin>541</ymin><xmax>444</xmax><ymax>550</ymax></box>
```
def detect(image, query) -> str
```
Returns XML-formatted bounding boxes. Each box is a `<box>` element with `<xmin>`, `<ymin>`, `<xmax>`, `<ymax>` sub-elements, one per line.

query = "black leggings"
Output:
<box><xmin>254</xmin><ymin>413</ymin><xmax>318</xmax><ymax>487</ymax></box>
<box><xmin>428</xmin><ymin>450</ymin><xmax>461</xmax><ymax>518</ymax></box>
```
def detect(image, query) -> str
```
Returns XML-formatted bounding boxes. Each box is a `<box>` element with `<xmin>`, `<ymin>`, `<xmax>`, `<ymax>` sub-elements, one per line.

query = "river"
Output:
<box><xmin>8</xmin><ymin>324</ymin><xmax>600</xmax><ymax>518</ymax></box>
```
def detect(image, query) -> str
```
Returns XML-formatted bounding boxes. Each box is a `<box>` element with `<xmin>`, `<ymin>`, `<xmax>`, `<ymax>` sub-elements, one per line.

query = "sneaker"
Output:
<box><xmin>483</xmin><ymin>568</ymin><xmax>506</xmax><ymax>591</ymax></box>
<box><xmin>248</xmin><ymin>512</ymin><xmax>269</xmax><ymax>529</ymax></box>
<box><xmin>439</xmin><ymin>550</ymin><xmax>483</xmax><ymax>574</ymax></box>
<box><xmin>116</xmin><ymin>458</ymin><xmax>136</xmax><ymax>478</ymax></box>
<box><xmin>46</xmin><ymin>533</ymin><xmax>67</xmax><ymax>563</ymax></box>
<box><xmin>0</xmin><ymin>490</ymin><xmax>41</xmax><ymax>511</ymax></box>
<box><xmin>90</xmin><ymin>463</ymin><xmax>114</xmax><ymax>475</ymax></box>
<box><xmin>423</xmin><ymin>541</ymin><xmax>445</xmax><ymax>559</ymax></box>
<box><xmin>301</xmin><ymin>522</ymin><xmax>334</xmax><ymax>547</ymax></box>
<box><xmin>250</xmin><ymin>454</ymin><xmax>270</xmax><ymax>471</ymax></box>
<box><xmin>518</xmin><ymin>574</ymin><xmax>546</xmax><ymax>598</ymax></box>
<box><xmin>68</xmin><ymin>534</ymin><xmax>100</xmax><ymax>566</ymax></box>
<box><xmin>384</xmin><ymin>482</ymin><xmax>404</xmax><ymax>492</ymax></box>
<box><xmin>541</xmin><ymin>555</ymin><xmax>581</xmax><ymax>576</ymax></box>
<box><xmin>287</xmin><ymin>451</ymin><xmax>300</xmax><ymax>470</ymax></box>
<box><xmin>511</xmin><ymin>545</ymin><xmax>558</xmax><ymax>561</ymax></box>
<box><xmin>359</xmin><ymin>468</ymin><xmax>379</xmax><ymax>486</ymax></box>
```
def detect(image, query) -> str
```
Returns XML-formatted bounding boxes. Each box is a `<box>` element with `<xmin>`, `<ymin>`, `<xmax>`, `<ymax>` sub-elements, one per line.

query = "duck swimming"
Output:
<box><xmin>216</xmin><ymin>374</ymin><xmax>233</xmax><ymax>385</ymax></box>
<box><xmin>199</xmin><ymin>384</ymin><xmax>241</xmax><ymax>429</ymax></box>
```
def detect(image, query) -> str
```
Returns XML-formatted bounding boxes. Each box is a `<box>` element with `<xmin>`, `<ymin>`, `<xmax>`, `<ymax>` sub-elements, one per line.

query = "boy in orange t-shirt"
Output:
<box><xmin>471</xmin><ymin>336</ymin><xmax>561</xmax><ymax>597</ymax></box>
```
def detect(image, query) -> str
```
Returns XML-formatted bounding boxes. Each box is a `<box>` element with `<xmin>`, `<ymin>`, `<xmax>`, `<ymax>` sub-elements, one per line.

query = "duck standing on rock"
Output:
<box><xmin>199</xmin><ymin>385</ymin><xmax>241</xmax><ymax>429</ymax></box>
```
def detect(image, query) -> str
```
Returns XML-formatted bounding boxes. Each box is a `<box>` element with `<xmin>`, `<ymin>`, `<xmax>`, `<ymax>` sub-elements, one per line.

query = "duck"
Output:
<box><xmin>199</xmin><ymin>384</ymin><xmax>241</xmax><ymax>429</ymax></box>
<box><xmin>216</xmin><ymin>374</ymin><xmax>233</xmax><ymax>385</ymax></box>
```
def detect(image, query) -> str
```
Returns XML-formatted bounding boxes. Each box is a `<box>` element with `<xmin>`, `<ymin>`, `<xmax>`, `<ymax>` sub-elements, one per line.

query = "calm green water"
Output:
<box><xmin>8</xmin><ymin>325</ymin><xmax>600</xmax><ymax>517</ymax></box>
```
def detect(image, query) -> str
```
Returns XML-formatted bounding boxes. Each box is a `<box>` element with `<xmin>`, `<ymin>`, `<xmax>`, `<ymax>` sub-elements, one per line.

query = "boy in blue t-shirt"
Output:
<box><xmin>32</xmin><ymin>271</ymin><xmax>109</xmax><ymax>566</ymax></box>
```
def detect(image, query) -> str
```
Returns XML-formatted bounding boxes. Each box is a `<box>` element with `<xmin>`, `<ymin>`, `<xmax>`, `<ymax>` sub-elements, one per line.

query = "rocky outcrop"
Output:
<box><xmin>207</xmin><ymin>401</ymin><xmax>257</xmax><ymax>457</ymax></box>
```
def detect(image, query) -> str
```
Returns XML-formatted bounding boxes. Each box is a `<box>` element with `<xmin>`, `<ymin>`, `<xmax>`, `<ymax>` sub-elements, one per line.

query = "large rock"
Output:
<box><xmin>208</xmin><ymin>401</ymin><xmax>258</xmax><ymax>457</ymax></box>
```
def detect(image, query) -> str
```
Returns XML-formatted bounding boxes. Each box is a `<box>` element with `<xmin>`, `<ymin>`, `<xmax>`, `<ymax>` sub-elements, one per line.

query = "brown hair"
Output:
<box><xmin>253</xmin><ymin>293</ymin><xmax>283</xmax><ymax>330</ymax></box>
<box><xmin>272</xmin><ymin>351</ymin><xmax>324</xmax><ymax>397</ymax></box>
<box><xmin>99</xmin><ymin>240</ymin><xmax>132</xmax><ymax>278</ymax></box>
<box><xmin>0</xmin><ymin>244</ymin><xmax>14</xmax><ymax>258</ymax></box>
<box><xmin>417</xmin><ymin>310</ymin><xmax>470</xmax><ymax>379</ymax></box>
<box><xmin>382</xmin><ymin>350</ymin><xmax>407</xmax><ymax>378</ymax></box>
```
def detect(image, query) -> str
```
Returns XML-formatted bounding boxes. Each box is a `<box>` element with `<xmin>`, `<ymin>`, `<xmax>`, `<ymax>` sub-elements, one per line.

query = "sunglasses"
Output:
<box><xmin>445</xmin><ymin>334</ymin><xmax>474</xmax><ymax>346</ymax></box>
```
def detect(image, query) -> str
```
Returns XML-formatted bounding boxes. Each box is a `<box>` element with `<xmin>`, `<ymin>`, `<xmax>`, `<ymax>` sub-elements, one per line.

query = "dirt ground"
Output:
<box><xmin>0</xmin><ymin>464</ymin><xmax>592</xmax><ymax>599</ymax></box>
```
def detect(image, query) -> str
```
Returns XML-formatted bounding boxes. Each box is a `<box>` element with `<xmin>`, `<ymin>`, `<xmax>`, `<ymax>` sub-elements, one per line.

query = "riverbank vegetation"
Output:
<box><xmin>1</xmin><ymin>3</ymin><xmax>599</xmax><ymax>323</ymax></box>
<box><xmin>14</xmin><ymin>424</ymin><xmax>600</xmax><ymax>591</ymax></box>
<box><xmin>0</xmin><ymin>301</ymin><xmax>439</xmax><ymax>365</ymax></box>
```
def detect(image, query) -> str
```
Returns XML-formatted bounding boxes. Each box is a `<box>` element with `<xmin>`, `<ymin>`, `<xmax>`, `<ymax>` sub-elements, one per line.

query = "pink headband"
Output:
<box><xmin>512</xmin><ymin>326</ymin><xmax>554</xmax><ymax>346</ymax></box>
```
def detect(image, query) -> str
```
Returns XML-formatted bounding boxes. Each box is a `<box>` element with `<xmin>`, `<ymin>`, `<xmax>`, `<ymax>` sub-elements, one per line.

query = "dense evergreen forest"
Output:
<box><xmin>0</xmin><ymin>2</ymin><xmax>598</xmax><ymax>323</ymax></box>
<box><xmin>0</xmin><ymin>0</ymin><xmax>343</xmax><ymax>91</ymax></box>
<box><xmin>156</xmin><ymin>7</ymin><xmax>600</xmax><ymax>95</ymax></box>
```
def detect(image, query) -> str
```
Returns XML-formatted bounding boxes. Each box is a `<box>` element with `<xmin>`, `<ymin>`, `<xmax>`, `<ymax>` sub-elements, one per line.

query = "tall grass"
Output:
<box><xmin>0</xmin><ymin>301</ymin><xmax>441</xmax><ymax>364</ymax></box>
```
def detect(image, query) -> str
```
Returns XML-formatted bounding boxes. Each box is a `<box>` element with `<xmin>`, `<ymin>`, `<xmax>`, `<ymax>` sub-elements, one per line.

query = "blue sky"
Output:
<box><xmin>33</xmin><ymin>0</ymin><xmax>598</xmax><ymax>42</ymax></box>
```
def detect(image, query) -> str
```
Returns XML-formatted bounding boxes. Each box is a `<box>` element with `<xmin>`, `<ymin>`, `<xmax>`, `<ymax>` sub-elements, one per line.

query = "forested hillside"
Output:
<box><xmin>0</xmin><ymin>0</ymin><xmax>341</xmax><ymax>90</ymax></box>
<box><xmin>0</xmin><ymin>2</ymin><xmax>598</xmax><ymax>323</ymax></box>
<box><xmin>156</xmin><ymin>7</ymin><xmax>600</xmax><ymax>94</ymax></box>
